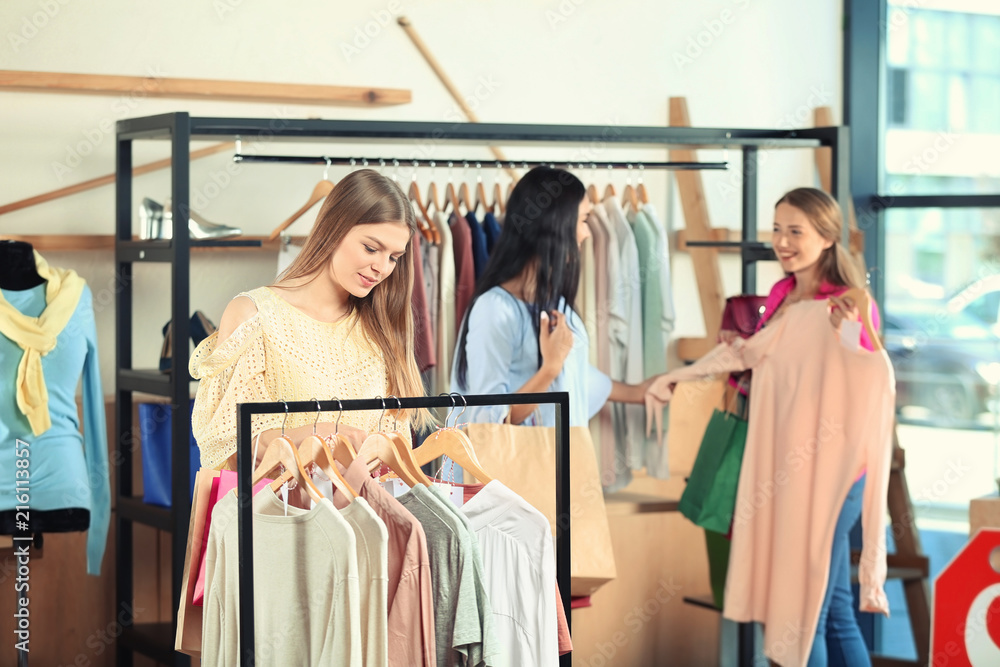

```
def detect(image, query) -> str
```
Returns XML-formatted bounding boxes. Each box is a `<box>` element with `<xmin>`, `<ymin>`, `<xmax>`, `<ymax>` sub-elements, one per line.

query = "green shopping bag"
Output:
<box><xmin>678</xmin><ymin>392</ymin><xmax>749</xmax><ymax>535</ymax></box>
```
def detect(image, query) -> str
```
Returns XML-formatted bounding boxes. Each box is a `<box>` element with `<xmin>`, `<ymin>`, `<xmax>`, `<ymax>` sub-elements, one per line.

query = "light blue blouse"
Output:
<box><xmin>0</xmin><ymin>284</ymin><xmax>109</xmax><ymax>575</ymax></box>
<box><xmin>451</xmin><ymin>287</ymin><xmax>612</xmax><ymax>427</ymax></box>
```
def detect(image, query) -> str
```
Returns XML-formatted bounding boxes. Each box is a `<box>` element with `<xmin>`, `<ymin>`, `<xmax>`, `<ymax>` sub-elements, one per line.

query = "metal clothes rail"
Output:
<box><xmin>234</xmin><ymin>392</ymin><xmax>572</xmax><ymax>667</ymax></box>
<box><xmin>231</xmin><ymin>153</ymin><xmax>729</xmax><ymax>171</ymax></box>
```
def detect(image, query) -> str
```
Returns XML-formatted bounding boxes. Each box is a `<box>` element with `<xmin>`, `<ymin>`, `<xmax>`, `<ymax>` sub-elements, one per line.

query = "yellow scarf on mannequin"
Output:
<box><xmin>0</xmin><ymin>251</ymin><xmax>85</xmax><ymax>435</ymax></box>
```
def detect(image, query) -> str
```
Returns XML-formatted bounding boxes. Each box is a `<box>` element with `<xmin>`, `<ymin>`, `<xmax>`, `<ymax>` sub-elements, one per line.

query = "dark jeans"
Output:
<box><xmin>806</xmin><ymin>475</ymin><xmax>871</xmax><ymax>667</ymax></box>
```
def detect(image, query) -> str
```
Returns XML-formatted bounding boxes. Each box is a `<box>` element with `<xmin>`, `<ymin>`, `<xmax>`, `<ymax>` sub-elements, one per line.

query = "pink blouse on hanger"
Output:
<box><xmin>649</xmin><ymin>300</ymin><xmax>895</xmax><ymax>667</ymax></box>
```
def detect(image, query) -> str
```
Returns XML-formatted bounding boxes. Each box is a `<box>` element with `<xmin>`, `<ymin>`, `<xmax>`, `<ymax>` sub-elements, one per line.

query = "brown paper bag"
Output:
<box><xmin>463</xmin><ymin>423</ymin><xmax>616</xmax><ymax>596</ymax></box>
<box><xmin>175</xmin><ymin>468</ymin><xmax>219</xmax><ymax>656</ymax></box>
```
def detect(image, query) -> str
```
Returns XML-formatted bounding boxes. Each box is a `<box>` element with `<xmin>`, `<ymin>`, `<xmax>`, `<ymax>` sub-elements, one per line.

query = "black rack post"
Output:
<box><xmin>235</xmin><ymin>392</ymin><xmax>572</xmax><ymax>667</ymax></box>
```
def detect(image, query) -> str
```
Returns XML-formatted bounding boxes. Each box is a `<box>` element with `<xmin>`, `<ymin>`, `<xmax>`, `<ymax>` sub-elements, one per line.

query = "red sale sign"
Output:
<box><xmin>932</xmin><ymin>529</ymin><xmax>1000</xmax><ymax>666</ymax></box>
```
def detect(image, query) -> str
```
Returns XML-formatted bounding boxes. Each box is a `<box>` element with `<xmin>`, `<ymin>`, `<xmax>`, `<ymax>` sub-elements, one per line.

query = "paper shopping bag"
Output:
<box><xmin>175</xmin><ymin>468</ymin><xmax>219</xmax><ymax>656</ymax></box>
<box><xmin>463</xmin><ymin>423</ymin><xmax>616</xmax><ymax>596</ymax></box>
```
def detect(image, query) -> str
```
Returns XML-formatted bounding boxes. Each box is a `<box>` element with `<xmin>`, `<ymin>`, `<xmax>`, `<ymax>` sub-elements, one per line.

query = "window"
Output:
<box><xmin>883</xmin><ymin>3</ymin><xmax>1000</xmax><ymax>194</ymax></box>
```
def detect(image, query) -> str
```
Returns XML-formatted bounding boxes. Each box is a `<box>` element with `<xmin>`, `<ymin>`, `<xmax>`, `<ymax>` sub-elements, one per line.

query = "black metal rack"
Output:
<box><xmin>113</xmin><ymin>112</ymin><xmax>848</xmax><ymax>666</ymax></box>
<box><xmin>234</xmin><ymin>392</ymin><xmax>570</xmax><ymax>667</ymax></box>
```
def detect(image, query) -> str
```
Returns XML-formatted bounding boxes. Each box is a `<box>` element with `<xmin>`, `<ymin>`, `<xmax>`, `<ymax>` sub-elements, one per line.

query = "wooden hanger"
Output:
<box><xmin>426</xmin><ymin>163</ymin><xmax>442</xmax><ymax>213</ymax></box>
<box><xmin>603</xmin><ymin>165</ymin><xmax>617</xmax><ymax>201</ymax></box>
<box><xmin>621</xmin><ymin>166</ymin><xmax>639</xmax><ymax>212</ymax></box>
<box><xmin>299</xmin><ymin>434</ymin><xmax>358</xmax><ymax>499</ymax></box>
<box><xmin>356</xmin><ymin>399</ymin><xmax>430</xmax><ymax>487</ymax></box>
<box><xmin>458</xmin><ymin>182</ymin><xmax>475</xmax><ymax>214</ymax></box>
<box><xmin>252</xmin><ymin>432</ymin><xmax>325</xmax><ymax>503</ymax></box>
<box><xmin>385</xmin><ymin>397</ymin><xmax>432</xmax><ymax>486</ymax></box>
<box><xmin>444</xmin><ymin>162</ymin><xmax>463</xmax><ymax>214</ymax></box>
<box><xmin>636</xmin><ymin>165</ymin><xmax>650</xmax><ymax>205</ymax></box>
<box><xmin>269</xmin><ymin>159</ymin><xmax>335</xmax><ymax>241</ymax></box>
<box><xmin>324</xmin><ymin>398</ymin><xmax>358</xmax><ymax>468</ymax></box>
<box><xmin>408</xmin><ymin>173</ymin><xmax>438</xmax><ymax>243</ymax></box>
<box><xmin>473</xmin><ymin>164</ymin><xmax>489</xmax><ymax>215</ymax></box>
<box><xmin>413</xmin><ymin>396</ymin><xmax>493</xmax><ymax>484</ymax></box>
<box><xmin>297</xmin><ymin>400</ymin><xmax>357</xmax><ymax>499</ymax></box>
<box><xmin>492</xmin><ymin>181</ymin><xmax>505</xmax><ymax>214</ymax></box>
<box><xmin>835</xmin><ymin>287</ymin><xmax>883</xmax><ymax>352</ymax></box>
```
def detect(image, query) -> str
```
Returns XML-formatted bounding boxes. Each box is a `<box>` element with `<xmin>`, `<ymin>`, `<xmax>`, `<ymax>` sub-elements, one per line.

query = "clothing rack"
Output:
<box><xmin>115</xmin><ymin>112</ymin><xmax>848</xmax><ymax>666</ymax></box>
<box><xmin>234</xmin><ymin>391</ymin><xmax>572</xmax><ymax>667</ymax></box>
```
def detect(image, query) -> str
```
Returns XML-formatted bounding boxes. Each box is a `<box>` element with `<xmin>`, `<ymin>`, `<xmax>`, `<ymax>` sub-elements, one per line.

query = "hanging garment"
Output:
<box><xmin>338</xmin><ymin>457</ymin><xmax>436</xmax><ymax>667</ymax></box>
<box><xmin>433</xmin><ymin>211</ymin><xmax>457</xmax><ymax>395</ymax></box>
<box><xmin>627</xmin><ymin>206</ymin><xmax>670</xmax><ymax>479</ymax></box>
<box><xmin>461</xmin><ymin>480</ymin><xmax>559</xmax><ymax>667</ymax></box>
<box><xmin>412</xmin><ymin>230</ymin><xmax>437</xmax><ymax>374</ymax></box>
<box><xmin>421</xmin><ymin>230</ymin><xmax>440</xmax><ymax>368</ymax></box>
<box><xmin>452</xmin><ymin>286</ymin><xmax>611</xmax><ymax>428</ymax></box>
<box><xmin>649</xmin><ymin>300</ymin><xmax>894</xmax><ymax>667</ymax></box>
<box><xmin>640</xmin><ymin>203</ymin><xmax>676</xmax><ymax>340</ymax></box>
<box><xmin>0</xmin><ymin>251</ymin><xmax>85</xmax><ymax>435</ymax></box>
<box><xmin>578</xmin><ymin>231</ymin><xmax>600</xmax><ymax>456</ymax></box>
<box><xmin>459</xmin><ymin>483</ymin><xmax>572</xmax><ymax>658</ymax></box>
<box><xmin>465</xmin><ymin>211</ymin><xmax>490</xmax><ymax>279</ymax></box>
<box><xmin>482</xmin><ymin>212</ymin><xmax>502</xmax><ymax>254</ymax></box>
<box><xmin>202</xmin><ymin>487</ymin><xmax>363</xmax><ymax>666</ymax></box>
<box><xmin>396</xmin><ymin>483</ymin><xmax>498</xmax><ymax>667</ymax></box>
<box><xmin>585</xmin><ymin>206</ymin><xmax>617</xmax><ymax>488</ymax></box>
<box><xmin>190</xmin><ymin>286</ymin><xmax>408</xmax><ymax>470</ymax></box>
<box><xmin>0</xmin><ymin>280</ymin><xmax>109</xmax><ymax>575</ymax></box>
<box><xmin>333</xmin><ymin>495</ymin><xmax>390</xmax><ymax>667</ymax></box>
<box><xmin>427</xmin><ymin>485</ymin><xmax>501</xmax><ymax>666</ymax></box>
<box><xmin>450</xmin><ymin>212</ymin><xmax>476</xmax><ymax>337</ymax></box>
<box><xmin>602</xmin><ymin>197</ymin><xmax>644</xmax><ymax>491</ymax></box>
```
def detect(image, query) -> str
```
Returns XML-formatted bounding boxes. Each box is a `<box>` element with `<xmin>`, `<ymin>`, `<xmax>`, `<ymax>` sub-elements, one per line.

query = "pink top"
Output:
<box><xmin>758</xmin><ymin>275</ymin><xmax>880</xmax><ymax>351</ymax></box>
<box><xmin>659</xmin><ymin>300</ymin><xmax>895</xmax><ymax>667</ymax></box>
<box><xmin>335</xmin><ymin>457</ymin><xmax>436</xmax><ymax>667</ymax></box>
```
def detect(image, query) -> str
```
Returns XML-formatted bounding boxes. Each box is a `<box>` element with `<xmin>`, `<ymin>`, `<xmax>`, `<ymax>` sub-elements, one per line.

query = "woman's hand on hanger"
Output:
<box><xmin>538</xmin><ymin>310</ymin><xmax>574</xmax><ymax>375</ymax></box>
<box><xmin>828</xmin><ymin>295</ymin><xmax>859</xmax><ymax>332</ymax></box>
<box><xmin>718</xmin><ymin>329</ymin><xmax>740</xmax><ymax>345</ymax></box>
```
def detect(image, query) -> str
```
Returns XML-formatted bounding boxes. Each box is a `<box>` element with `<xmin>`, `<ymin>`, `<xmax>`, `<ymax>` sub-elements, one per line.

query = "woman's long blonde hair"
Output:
<box><xmin>776</xmin><ymin>187</ymin><xmax>866</xmax><ymax>289</ymax></box>
<box><xmin>278</xmin><ymin>169</ymin><xmax>429</xmax><ymax>429</ymax></box>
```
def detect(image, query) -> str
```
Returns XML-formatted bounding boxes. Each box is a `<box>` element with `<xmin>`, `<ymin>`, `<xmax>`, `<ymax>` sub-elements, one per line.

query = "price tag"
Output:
<box><xmin>433</xmin><ymin>481</ymin><xmax>465</xmax><ymax>508</ymax></box>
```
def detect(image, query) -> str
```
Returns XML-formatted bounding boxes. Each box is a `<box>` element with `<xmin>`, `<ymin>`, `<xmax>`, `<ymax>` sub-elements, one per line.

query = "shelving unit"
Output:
<box><xmin>113</xmin><ymin>111</ymin><xmax>845</xmax><ymax>665</ymax></box>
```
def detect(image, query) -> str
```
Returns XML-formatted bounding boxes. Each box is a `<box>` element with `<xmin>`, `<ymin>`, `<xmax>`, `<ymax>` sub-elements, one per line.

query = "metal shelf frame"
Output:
<box><xmin>113</xmin><ymin>112</ymin><xmax>849</xmax><ymax>666</ymax></box>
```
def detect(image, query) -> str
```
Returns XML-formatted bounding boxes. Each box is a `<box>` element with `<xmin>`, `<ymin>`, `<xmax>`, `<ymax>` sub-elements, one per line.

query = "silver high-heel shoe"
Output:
<box><xmin>139</xmin><ymin>197</ymin><xmax>242</xmax><ymax>240</ymax></box>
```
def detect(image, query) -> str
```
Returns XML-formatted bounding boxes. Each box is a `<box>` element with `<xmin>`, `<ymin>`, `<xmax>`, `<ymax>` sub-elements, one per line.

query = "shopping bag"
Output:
<box><xmin>678</xmin><ymin>407</ymin><xmax>748</xmax><ymax>535</ymax></box>
<box><xmin>175</xmin><ymin>468</ymin><xmax>219</xmax><ymax>657</ymax></box>
<box><xmin>462</xmin><ymin>423</ymin><xmax>616</xmax><ymax>596</ymax></box>
<box><xmin>192</xmin><ymin>470</ymin><xmax>274</xmax><ymax>606</ymax></box>
<box><xmin>138</xmin><ymin>401</ymin><xmax>201</xmax><ymax>507</ymax></box>
<box><xmin>704</xmin><ymin>528</ymin><xmax>731</xmax><ymax>609</ymax></box>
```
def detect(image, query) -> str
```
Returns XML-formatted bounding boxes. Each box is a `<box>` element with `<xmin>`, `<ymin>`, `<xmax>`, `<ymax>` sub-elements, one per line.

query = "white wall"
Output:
<box><xmin>0</xmin><ymin>0</ymin><xmax>843</xmax><ymax>391</ymax></box>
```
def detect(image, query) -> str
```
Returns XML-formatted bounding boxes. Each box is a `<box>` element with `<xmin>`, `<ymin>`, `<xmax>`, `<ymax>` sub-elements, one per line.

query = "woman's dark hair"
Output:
<box><xmin>455</xmin><ymin>166</ymin><xmax>587</xmax><ymax>388</ymax></box>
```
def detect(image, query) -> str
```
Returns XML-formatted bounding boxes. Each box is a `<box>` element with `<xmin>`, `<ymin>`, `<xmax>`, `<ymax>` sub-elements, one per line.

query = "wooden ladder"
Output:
<box><xmin>852</xmin><ymin>428</ymin><xmax>931</xmax><ymax>667</ymax></box>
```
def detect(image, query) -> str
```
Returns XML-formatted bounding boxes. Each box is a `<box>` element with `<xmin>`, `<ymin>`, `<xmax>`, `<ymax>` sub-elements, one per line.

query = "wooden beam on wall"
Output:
<box><xmin>0</xmin><ymin>70</ymin><xmax>412</xmax><ymax>106</ymax></box>
<box><xmin>670</xmin><ymin>97</ymin><xmax>726</xmax><ymax>361</ymax></box>
<box><xmin>0</xmin><ymin>142</ymin><xmax>234</xmax><ymax>217</ymax></box>
<box><xmin>813</xmin><ymin>107</ymin><xmax>867</xmax><ymax>270</ymax></box>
